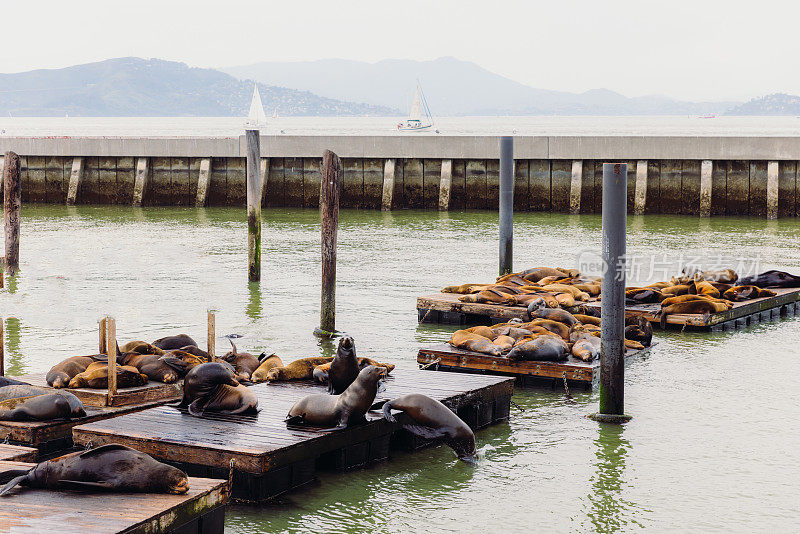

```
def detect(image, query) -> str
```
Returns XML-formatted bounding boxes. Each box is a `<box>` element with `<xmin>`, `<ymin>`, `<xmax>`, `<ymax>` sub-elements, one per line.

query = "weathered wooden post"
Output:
<box><xmin>0</xmin><ymin>317</ymin><xmax>4</xmax><ymax>376</ymax></box>
<box><xmin>590</xmin><ymin>163</ymin><xmax>631</xmax><ymax>423</ymax></box>
<box><xmin>246</xmin><ymin>130</ymin><xmax>262</xmax><ymax>282</ymax></box>
<box><xmin>499</xmin><ymin>136</ymin><xmax>514</xmax><ymax>276</ymax></box>
<box><xmin>207</xmin><ymin>310</ymin><xmax>216</xmax><ymax>360</ymax></box>
<box><xmin>315</xmin><ymin>150</ymin><xmax>341</xmax><ymax>337</ymax></box>
<box><xmin>98</xmin><ymin>317</ymin><xmax>107</xmax><ymax>354</ymax></box>
<box><xmin>105</xmin><ymin>316</ymin><xmax>117</xmax><ymax>405</ymax></box>
<box><xmin>3</xmin><ymin>151</ymin><xmax>21</xmax><ymax>275</ymax></box>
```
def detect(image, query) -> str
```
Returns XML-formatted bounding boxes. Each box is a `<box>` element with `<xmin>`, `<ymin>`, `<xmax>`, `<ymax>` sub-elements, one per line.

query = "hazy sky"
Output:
<box><xmin>2</xmin><ymin>0</ymin><xmax>797</xmax><ymax>102</ymax></box>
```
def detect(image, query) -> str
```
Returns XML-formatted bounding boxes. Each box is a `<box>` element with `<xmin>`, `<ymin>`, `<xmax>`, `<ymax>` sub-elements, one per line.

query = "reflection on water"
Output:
<box><xmin>2</xmin><ymin>205</ymin><xmax>800</xmax><ymax>533</ymax></box>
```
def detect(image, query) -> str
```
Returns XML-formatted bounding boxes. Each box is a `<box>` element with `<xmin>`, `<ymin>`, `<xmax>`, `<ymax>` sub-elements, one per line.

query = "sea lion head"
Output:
<box><xmin>49</xmin><ymin>373</ymin><xmax>70</xmax><ymax>389</ymax></box>
<box><xmin>526</xmin><ymin>297</ymin><xmax>546</xmax><ymax>315</ymax></box>
<box><xmin>155</xmin><ymin>463</ymin><xmax>191</xmax><ymax>494</ymax></box>
<box><xmin>182</xmin><ymin>362</ymin><xmax>239</xmax><ymax>405</ymax></box>
<box><xmin>68</xmin><ymin>376</ymin><xmax>87</xmax><ymax>389</ymax></box>
<box><xmin>337</xmin><ymin>336</ymin><xmax>356</xmax><ymax>358</ymax></box>
<box><xmin>265</xmin><ymin>366</ymin><xmax>288</xmax><ymax>382</ymax></box>
<box><xmin>58</xmin><ymin>391</ymin><xmax>87</xmax><ymax>418</ymax></box>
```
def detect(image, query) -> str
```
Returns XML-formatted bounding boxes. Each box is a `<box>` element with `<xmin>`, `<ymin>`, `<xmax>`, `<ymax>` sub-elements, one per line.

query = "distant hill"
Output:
<box><xmin>0</xmin><ymin>58</ymin><xmax>398</xmax><ymax>117</ymax></box>
<box><xmin>223</xmin><ymin>57</ymin><xmax>739</xmax><ymax>116</ymax></box>
<box><xmin>725</xmin><ymin>93</ymin><xmax>800</xmax><ymax>115</ymax></box>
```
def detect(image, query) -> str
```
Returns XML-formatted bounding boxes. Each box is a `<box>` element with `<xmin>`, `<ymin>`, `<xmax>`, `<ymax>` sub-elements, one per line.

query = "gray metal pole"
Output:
<box><xmin>246</xmin><ymin>130</ymin><xmax>262</xmax><ymax>282</ymax></box>
<box><xmin>499</xmin><ymin>136</ymin><xmax>514</xmax><ymax>276</ymax></box>
<box><xmin>592</xmin><ymin>162</ymin><xmax>630</xmax><ymax>423</ymax></box>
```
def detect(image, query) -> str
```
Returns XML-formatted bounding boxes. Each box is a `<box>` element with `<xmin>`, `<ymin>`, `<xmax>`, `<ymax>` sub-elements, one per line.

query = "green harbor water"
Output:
<box><xmin>1</xmin><ymin>206</ymin><xmax>799</xmax><ymax>533</ymax></box>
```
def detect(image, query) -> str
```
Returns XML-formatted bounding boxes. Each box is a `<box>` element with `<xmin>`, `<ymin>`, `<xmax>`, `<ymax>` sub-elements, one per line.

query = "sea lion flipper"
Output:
<box><xmin>0</xmin><ymin>473</ymin><xmax>29</xmax><ymax>496</ymax></box>
<box><xmin>57</xmin><ymin>480</ymin><xmax>115</xmax><ymax>491</ymax></box>
<box><xmin>370</xmin><ymin>400</ymin><xmax>388</xmax><ymax>411</ymax></box>
<box><xmin>187</xmin><ymin>399</ymin><xmax>206</xmax><ymax>417</ymax></box>
<box><xmin>159</xmin><ymin>356</ymin><xmax>190</xmax><ymax>375</ymax></box>
<box><xmin>382</xmin><ymin>401</ymin><xmax>397</xmax><ymax>423</ymax></box>
<box><xmin>401</xmin><ymin>423</ymin><xmax>449</xmax><ymax>441</ymax></box>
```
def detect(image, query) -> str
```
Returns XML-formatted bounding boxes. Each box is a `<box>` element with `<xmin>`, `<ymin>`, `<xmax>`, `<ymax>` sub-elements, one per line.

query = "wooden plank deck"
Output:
<box><xmin>16</xmin><ymin>373</ymin><xmax>183</xmax><ymax>407</ymax></box>
<box><xmin>417</xmin><ymin>343</ymin><xmax>648</xmax><ymax>389</ymax></box>
<box><xmin>0</xmin><ymin>443</ymin><xmax>37</xmax><ymax>462</ymax></box>
<box><xmin>0</xmin><ymin>460</ymin><xmax>228</xmax><ymax>534</ymax></box>
<box><xmin>72</xmin><ymin>369</ymin><xmax>514</xmax><ymax>502</ymax></box>
<box><xmin>417</xmin><ymin>288</ymin><xmax>800</xmax><ymax>329</ymax></box>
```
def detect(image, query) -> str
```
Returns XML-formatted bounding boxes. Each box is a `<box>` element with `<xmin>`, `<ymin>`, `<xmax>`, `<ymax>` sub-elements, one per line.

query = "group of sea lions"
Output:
<box><xmin>285</xmin><ymin>336</ymin><xmax>477</xmax><ymax>463</ymax></box>
<box><xmin>443</xmin><ymin>267</ymin><xmax>600</xmax><ymax>309</ymax></box>
<box><xmin>448</xmin><ymin>297</ymin><xmax>652</xmax><ymax>362</ymax></box>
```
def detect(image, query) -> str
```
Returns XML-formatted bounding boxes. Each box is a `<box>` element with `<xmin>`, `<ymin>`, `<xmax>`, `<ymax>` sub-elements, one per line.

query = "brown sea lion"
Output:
<box><xmin>625</xmin><ymin>288</ymin><xmax>666</xmax><ymax>303</ymax></box>
<box><xmin>120</xmin><ymin>352</ymin><xmax>197</xmax><ymax>384</ymax></box>
<box><xmin>285</xmin><ymin>366</ymin><xmax>385</xmax><ymax>430</ymax></box>
<box><xmin>220</xmin><ymin>339</ymin><xmax>264</xmax><ymax>381</ymax></box>
<box><xmin>194</xmin><ymin>383</ymin><xmax>258</xmax><ymax>416</ymax></box>
<box><xmin>528</xmin><ymin>319</ymin><xmax>570</xmax><ymax>340</ymax></box>
<box><xmin>492</xmin><ymin>335</ymin><xmax>516</xmax><ymax>353</ymax></box>
<box><xmin>723</xmin><ymin>285</ymin><xmax>777</xmax><ymax>301</ymax></box>
<box><xmin>0</xmin><ymin>444</ymin><xmax>189</xmax><ymax>496</ymax></box>
<box><xmin>250</xmin><ymin>354</ymin><xmax>285</xmax><ymax>383</ymax></box>
<box><xmin>519</xmin><ymin>267</ymin><xmax>566</xmax><ymax>282</ymax></box>
<box><xmin>541</xmin><ymin>284</ymin><xmax>589</xmax><ymax>301</ymax></box>
<box><xmin>0</xmin><ymin>377</ymin><xmax>26</xmax><ymax>387</ymax></box>
<box><xmin>328</xmin><ymin>336</ymin><xmax>360</xmax><ymax>395</ymax></box>
<box><xmin>265</xmin><ymin>357</ymin><xmax>334</xmax><ymax>382</ymax></box>
<box><xmin>449</xmin><ymin>330</ymin><xmax>502</xmax><ymax>356</ymax></box>
<box><xmin>504</xmin><ymin>292</ymin><xmax>558</xmax><ymax>308</ymax></box>
<box><xmin>118</xmin><ymin>341</ymin><xmax>165</xmax><ymax>356</ymax></box>
<box><xmin>152</xmin><ymin>334</ymin><xmax>197</xmax><ymax>351</ymax></box>
<box><xmin>660</xmin><ymin>294</ymin><xmax>727</xmax><ymax>307</ymax></box>
<box><xmin>527</xmin><ymin>298</ymin><xmax>579</xmax><ymax>326</ymax></box>
<box><xmin>660</xmin><ymin>284</ymin><xmax>692</xmax><ymax>296</ymax></box>
<box><xmin>177</xmin><ymin>361</ymin><xmax>257</xmax><ymax>416</ymax></box>
<box><xmin>356</xmin><ymin>357</ymin><xmax>395</xmax><ymax>374</ymax></box>
<box><xmin>690</xmin><ymin>280</ymin><xmax>721</xmax><ymax>298</ymax></box>
<box><xmin>645</xmin><ymin>281</ymin><xmax>672</xmax><ymax>289</ymax></box>
<box><xmin>68</xmin><ymin>363</ymin><xmax>148</xmax><ymax>389</ymax></box>
<box><xmin>684</xmin><ymin>267</ymin><xmax>738</xmax><ymax>284</ymax></box>
<box><xmin>739</xmin><ymin>270</ymin><xmax>800</xmax><ymax>288</ymax></box>
<box><xmin>383</xmin><ymin>393</ymin><xmax>477</xmax><ymax>463</ymax></box>
<box><xmin>176</xmin><ymin>345</ymin><xmax>210</xmax><ymax>361</ymax></box>
<box><xmin>441</xmin><ymin>283</ymin><xmax>492</xmax><ymax>294</ymax></box>
<box><xmin>464</xmin><ymin>325</ymin><xmax>499</xmax><ymax>340</ymax></box>
<box><xmin>574</xmin><ymin>314</ymin><xmax>601</xmax><ymax>326</ymax></box>
<box><xmin>495</xmin><ymin>274</ymin><xmax>532</xmax><ymax>286</ymax></box>
<box><xmin>625</xmin><ymin>315</ymin><xmax>653</xmax><ymax>347</ymax></box>
<box><xmin>0</xmin><ymin>385</ymin><xmax>86</xmax><ymax>420</ymax></box>
<box><xmin>569</xmin><ymin>325</ymin><xmax>601</xmax><ymax>362</ymax></box>
<box><xmin>507</xmin><ymin>335</ymin><xmax>569</xmax><ymax>361</ymax></box>
<box><xmin>659</xmin><ymin>300</ymin><xmax>731</xmax><ymax>327</ymax></box>
<box><xmin>46</xmin><ymin>354</ymin><xmax>108</xmax><ymax>388</ymax></box>
<box><xmin>491</xmin><ymin>325</ymin><xmax>536</xmax><ymax>341</ymax></box>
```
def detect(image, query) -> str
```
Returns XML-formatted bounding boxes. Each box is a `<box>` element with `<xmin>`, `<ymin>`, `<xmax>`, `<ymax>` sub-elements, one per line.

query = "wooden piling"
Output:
<box><xmin>318</xmin><ymin>150</ymin><xmax>341</xmax><ymax>336</ymax></box>
<box><xmin>569</xmin><ymin>160</ymin><xmax>583</xmax><ymax>214</ymax></box>
<box><xmin>66</xmin><ymin>157</ymin><xmax>83</xmax><ymax>205</ymax></box>
<box><xmin>195</xmin><ymin>157</ymin><xmax>212</xmax><ymax>207</ymax></box>
<box><xmin>767</xmin><ymin>161</ymin><xmax>779</xmax><ymax>220</ymax></box>
<box><xmin>132</xmin><ymin>158</ymin><xmax>149</xmax><ymax>207</ymax></box>
<box><xmin>381</xmin><ymin>159</ymin><xmax>395</xmax><ymax>211</ymax></box>
<box><xmin>98</xmin><ymin>317</ymin><xmax>107</xmax><ymax>354</ymax></box>
<box><xmin>700</xmin><ymin>160</ymin><xmax>713</xmax><ymax>217</ymax></box>
<box><xmin>3</xmin><ymin>152</ymin><xmax>21</xmax><ymax>275</ymax></box>
<box><xmin>634</xmin><ymin>160</ymin><xmax>648</xmax><ymax>215</ymax></box>
<box><xmin>260</xmin><ymin>157</ymin><xmax>269</xmax><ymax>205</ymax></box>
<box><xmin>439</xmin><ymin>159</ymin><xmax>452</xmax><ymax>210</ymax></box>
<box><xmin>0</xmin><ymin>318</ymin><xmax>4</xmax><ymax>376</ymax></box>
<box><xmin>246</xmin><ymin>130</ymin><xmax>262</xmax><ymax>282</ymax></box>
<box><xmin>207</xmin><ymin>311</ymin><xmax>216</xmax><ymax>360</ymax></box>
<box><xmin>106</xmin><ymin>317</ymin><xmax>117</xmax><ymax>405</ymax></box>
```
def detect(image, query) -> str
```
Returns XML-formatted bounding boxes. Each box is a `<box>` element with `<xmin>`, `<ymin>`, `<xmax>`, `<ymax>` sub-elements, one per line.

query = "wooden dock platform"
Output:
<box><xmin>72</xmin><ymin>369</ymin><xmax>514</xmax><ymax>503</ymax></box>
<box><xmin>0</xmin><ymin>443</ymin><xmax>37</xmax><ymax>462</ymax></box>
<box><xmin>0</xmin><ymin>460</ymin><xmax>228</xmax><ymax>534</ymax></box>
<box><xmin>16</xmin><ymin>373</ymin><xmax>183</xmax><ymax>407</ymax></box>
<box><xmin>417</xmin><ymin>343</ymin><xmax>648</xmax><ymax>389</ymax></box>
<box><xmin>417</xmin><ymin>289</ymin><xmax>800</xmax><ymax>330</ymax></box>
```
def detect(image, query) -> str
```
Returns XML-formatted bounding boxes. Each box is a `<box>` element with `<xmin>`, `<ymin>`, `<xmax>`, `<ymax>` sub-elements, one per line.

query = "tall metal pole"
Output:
<box><xmin>499</xmin><ymin>136</ymin><xmax>514</xmax><ymax>276</ymax></box>
<box><xmin>246</xmin><ymin>130</ymin><xmax>262</xmax><ymax>282</ymax></box>
<box><xmin>591</xmin><ymin>163</ymin><xmax>631</xmax><ymax>423</ymax></box>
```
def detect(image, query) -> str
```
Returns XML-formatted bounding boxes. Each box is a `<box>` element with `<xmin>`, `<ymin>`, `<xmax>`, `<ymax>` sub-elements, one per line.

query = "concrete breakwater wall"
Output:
<box><xmin>0</xmin><ymin>135</ymin><xmax>799</xmax><ymax>217</ymax></box>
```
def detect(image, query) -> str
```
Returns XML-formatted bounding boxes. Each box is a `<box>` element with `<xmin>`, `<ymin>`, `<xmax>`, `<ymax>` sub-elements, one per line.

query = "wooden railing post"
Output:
<box><xmin>316</xmin><ymin>150</ymin><xmax>341</xmax><ymax>337</ymax></box>
<box><xmin>3</xmin><ymin>151</ymin><xmax>21</xmax><ymax>275</ymax></box>
<box><xmin>207</xmin><ymin>311</ymin><xmax>216</xmax><ymax>360</ymax></box>
<box><xmin>106</xmin><ymin>317</ymin><xmax>117</xmax><ymax>405</ymax></box>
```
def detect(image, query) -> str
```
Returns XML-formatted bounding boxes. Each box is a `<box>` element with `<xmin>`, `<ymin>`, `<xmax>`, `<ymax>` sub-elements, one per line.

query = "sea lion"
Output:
<box><xmin>574</xmin><ymin>314</ymin><xmax>601</xmax><ymax>326</ymax></box>
<box><xmin>661</xmin><ymin>294</ymin><xmax>729</xmax><ymax>307</ymax></box>
<box><xmin>121</xmin><ymin>352</ymin><xmax>188</xmax><ymax>384</ymax></box>
<box><xmin>519</xmin><ymin>267</ymin><xmax>566</xmax><ymax>282</ymax></box>
<box><xmin>327</xmin><ymin>336</ymin><xmax>360</xmax><ymax>395</ymax></box>
<box><xmin>0</xmin><ymin>377</ymin><xmax>26</xmax><ymax>387</ymax></box>
<box><xmin>0</xmin><ymin>385</ymin><xmax>86</xmax><ymax>420</ymax></box>
<box><xmin>624</xmin><ymin>315</ymin><xmax>653</xmax><ymax>347</ymax></box>
<box><xmin>527</xmin><ymin>298</ymin><xmax>579</xmax><ymax>326</ymax></box>
<box><xmin>659</xmin><ymin>300</ymin><xmax>731</xmax><ymax>327</ymax></box>
<box><xmin>152</xmin><ymin>334</ymin><xmax>198</xmax><ymax>351</ymax></box>
<box><xmin>0</xmin><ymin>444</ymin><xmax>189</xmax><ymax>496</ymax></box>
<box><xmin>723</xmin><ymin>285</ymin><xmax>777</xmax><ymax>301</ymax></box>
<box><xmin>441</xmin><ymin>283</ymin><xmax>492</xmax><ymax>294</ymax></box>
<box><xmin>356</xmin><ymin>357</ymin><xmax>395</xmax><ymax>374</ymax></box>
<box><xmin>528</xmin><ymin>319</ymin><xmax>570</xmax><ymax>340</ymax></box>
<box><xmin>569</xmin><ymin>325</ymin><xmax>601</xmax><ymax>362</ymax></box>
<box><xmin>507</xmin><ymin>335</ymin><xmax>569</xmax><ymax>362</ymax></box>
<box><xmin>690</xmin><ymin>280</ymin><xmax>720</xmax><ymax>298</ymax></box>
<box><xmin>46</xmin><ymin>354</ymin><xmax>108</xmax><ymax>388</ymax></box>
<box><xmin>540</xmin><ymin>284</ymin><xmax>589</xmax><ymax>301</ymax></box>
<box><xmin>492</xmin><ymin>335</ymin><xmax>515</xmax><ymax>353</ymax></box>
<box><xmin>448</xmin><ymin>330</ymin><xmax>502</xmax><ymax>356</ymax></box>
<box><xmin>661</xmin><ymin>284</ymin><xmax>692</xmax><ymax>296</ymax></box>
<box><xmin>464</xmin><ymin>325</ymin><xmax>499</xmax><ymax>340</ymax></box>
<box><xmin>118</xmin><ymin>341</ymin><xmax>165</xmax><ymax>356</ymax></box>
<box><xmin>491</xmin><ymin>325</ymin><xmax>536</xmax><ymax>341</ymax></box>
<box><xmin>176</xmin><ymin>345</ymin><xmax>210</xmax><ymax>361</ymax></box>
<box><xmin>625</xmin><ymin>288</ymin><xmax>666</xmax><ymax>304</ymax></box>
<box><xmin>250</xmin><ymin>354</ymin><xmax>285</xmax><ymax>383</ymax></box>
<box><xmin>265</xmin><ymin>357</ymin><xmax>334</xmax><ymax>382</ymax></box>
<box><xmin>505</xmin><ymin>292</ymin><xmax>559</xmax><ymax>308</ymax></box>
<box><xmin>68</xmin><ymin>363</ymin><xmax>148</xmax><ymax>389</ymax></box>
<box><xmin>683</xmin><ymin>267</ymin><xmax>738</xmax><ymax>284</ymax></box>
<box><xmin>220</xmin><ymin>339</ymin><xmax>264</xmax><ymax>381</ymax></box>
<box><xmin>382</xmin><ymin>393</ymin><xmax>477</xmax><ymax>463</ymax></box>
<box><xmin>177</xmin><ymin>361</ymin><xmax>257</xmax><ymax>416</ymax></box>
<box><xmin>285</xmin><ymin>365</ymin><xmax>384</xmax><ymax>430</ymax></box>
<box><xmin>738</xmin><ymin>270</ymin><xmax>800</xmax><ymax>288</ymax></box>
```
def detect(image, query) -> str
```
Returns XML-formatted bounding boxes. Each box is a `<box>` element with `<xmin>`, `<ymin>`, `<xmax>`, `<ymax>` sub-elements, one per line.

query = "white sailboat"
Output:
<box><xmin>397</xmin><ymin>83</ymin><xmax>433</xmax><ymax>131</ymax></box>
<box><xmin>246</xmin><ymin>85</ymin><xmax>268</xmax><ymax>127</ymax></box>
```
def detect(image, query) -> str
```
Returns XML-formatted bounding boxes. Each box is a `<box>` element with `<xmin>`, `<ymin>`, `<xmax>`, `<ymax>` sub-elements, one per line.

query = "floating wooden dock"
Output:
<box><xmin>0</xmin><ymin>443</ymin><xmax>37</xmax><ymax>462</ymax></box>
<box><xmin>417</xmin><ymin>343</ymin><xmax>648</xmax><ymax>389</ymax></box>
<box><xmin>16</xmin><ymin>373</ymin><xmax>183</xmax><ymax>407</ymax></box>
<box><xmin>0</xmin><ymin>398</ymin><xmax>175</xmax><ymax>454</ymax></box>
<box><xmin>417</xmin><ymin>288</ymin><xmax>800</xmax><ymax>330</ymax></box>
<box><xmin>0</xmin><ymin>460</ymin><xmax>228</xmax><ymax>534</ymax></box>
<box><xmin>72</xmin><ymin>369</ymin><xmax>514</xmax><ymax>503</ymax></box>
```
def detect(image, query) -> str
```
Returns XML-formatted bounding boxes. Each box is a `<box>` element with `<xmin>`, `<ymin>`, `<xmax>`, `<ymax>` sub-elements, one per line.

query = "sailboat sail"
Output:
<box><xmin>409</xmin><ymin>86</ymin><xmax>423</xmax><ymax>121</ymax></box>
<box><xmin>247</xmin><ymin>85</ymin><xmax>267</xmax><ymax>126</ymax></box>
<box><xmin>398</xmin><ymin>83</ymin><xmax>433</xmax><ymax>131</ymax></box>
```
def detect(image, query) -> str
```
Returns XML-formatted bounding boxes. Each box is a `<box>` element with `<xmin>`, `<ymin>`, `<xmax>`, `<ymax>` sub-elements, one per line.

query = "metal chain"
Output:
<box><xmin>509</xmin><ymin>400</ymin><xmax>524</xmax><ymax>412</ymax></box>
<box><xmin>84</xmin><ymin>440</ymin><xmax>93</xmax><ymax>450</ymax></box>
<box><xmin>562</xmin><ymin>372</ymin><xmax>572</xmax><ymax>400</ymax></box>
<box><xmin>227</xmin><ymin>459</ymin><xmax>235</xmax><ymax>493</ymax></box>
<box><xmin>1</xmin><ymin>434</ymin><xmax>9</xmax><ymax>445</ymax></box>
<box><xmin>419</xmin><ymin>358</ymin><xmax>441</xmax><ymax>370</ymax></box>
